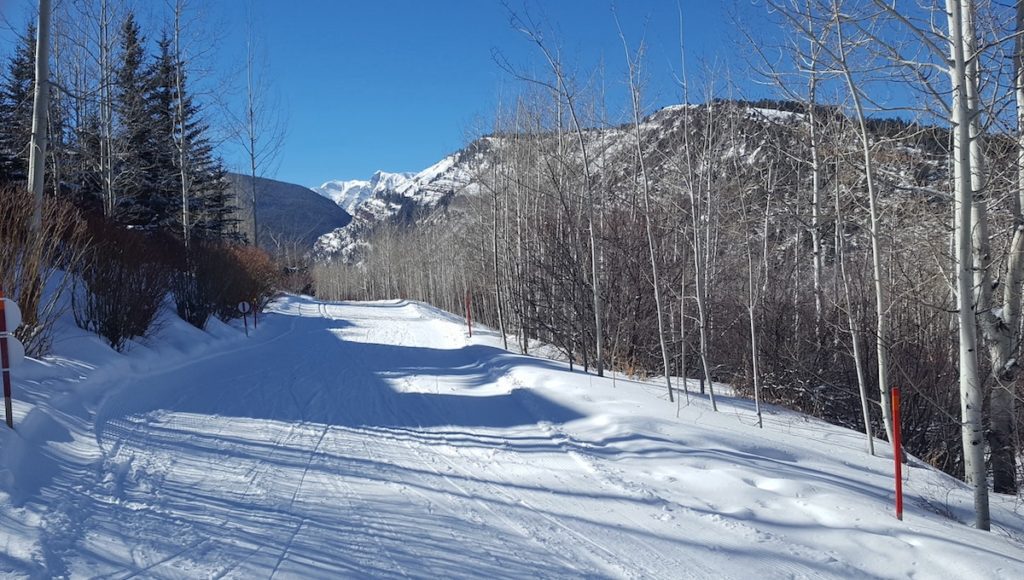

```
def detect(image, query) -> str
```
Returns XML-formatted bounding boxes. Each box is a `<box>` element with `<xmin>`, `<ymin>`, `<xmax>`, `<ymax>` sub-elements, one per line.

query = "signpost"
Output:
<box><xmin>1</xmin><ymin>292</ymin><xmax>25</xmax><ymax>429</ymax></box>
<box><xmin>892</xmin><ymin>386</ymin><xmax>904</xmax><ymax>521</ymax></box>
<box><xmin>238</xmin><ymin>301</ymin><xmax>252</xmax><ymax>337</ymax></box>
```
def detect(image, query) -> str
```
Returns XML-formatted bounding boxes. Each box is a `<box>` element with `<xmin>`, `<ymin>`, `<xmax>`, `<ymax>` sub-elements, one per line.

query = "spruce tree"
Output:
<box><xmin>145</xmin><ymin>33</ymin><xmax>238</xmax><ymax>240</ymax></box>
<box><xmin>145</xmin><ymin>34</ymin><xmax>182</xmax><ymax>231</ymax></box>
<box><xmin>113</xmin><ymin>12</ymin><xmax>155</xmax><ymax>227</ymax></box>
<box><xmin>0</xmin><ymin>24</ymin><xmax>37</xmax><ymax>184</ymax></box>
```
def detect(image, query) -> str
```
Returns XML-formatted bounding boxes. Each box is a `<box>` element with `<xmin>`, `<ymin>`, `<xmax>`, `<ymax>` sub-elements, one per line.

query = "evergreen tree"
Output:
<box><xmin>145</xmin><ymin>33</ymin><xmax>238</xmax><ymax>240</ymax></box>
<box><xmin>113</xmin><ymin>12</ymin><xmax>155</xmax><ymax>226</ymax></box>
<box><xmin>0</xmin><ymin>24</ymin><xmax>37</xmax><ymax>184</ymax></box>
<box><xmin>73</xmin><ymin>113</ymin><xmax>105</xmax><ymax>209</ymax></box>
<box><xmin>145</xmin><ymin>34</ymin><xmax>182</xmax><ymax>230</ymax></box>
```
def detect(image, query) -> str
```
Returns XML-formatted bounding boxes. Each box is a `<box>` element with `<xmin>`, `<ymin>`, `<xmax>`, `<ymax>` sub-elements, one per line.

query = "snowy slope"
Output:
<box><xmin>315</xmin><ymin>178</ymin><xmax>372</xmax><ymax>213</ymax></box>
<box><xmin>2</xmin><ymin>297</ymin><xmax>1024</xmax><ymax>578</ymax></box>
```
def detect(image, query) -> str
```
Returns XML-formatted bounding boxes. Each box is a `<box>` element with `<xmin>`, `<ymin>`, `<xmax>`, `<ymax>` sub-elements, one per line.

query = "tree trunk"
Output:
<box><xmin>835</xmin><ymin>9</ymin><xmax>896</xmax><ymax>447</ymax></box>
<box><xmin>948</xmin><ymin>0</ymin><xmax>991</xmax><ymax>531</ymax></box>
<box><xmin>28</xmin><ymin>0</ymin><xmax>52</xmax><ymax>230</ymax></box>
<box><xmin>988</xmin><ymin>0</ymin><xmax>1024</xmax><ymax>495</ymax></box>
<box><xmin>621</xmin><ymin>34</ymin><xmax>674</xmax><ymax>402</ymax></box>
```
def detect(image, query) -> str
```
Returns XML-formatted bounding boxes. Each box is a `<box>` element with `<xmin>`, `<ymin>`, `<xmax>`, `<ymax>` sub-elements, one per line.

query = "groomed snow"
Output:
<box><xmin>2</xmin><ymin>296</ymin><xmax>1023</xmax><ymax>578</ymax></box>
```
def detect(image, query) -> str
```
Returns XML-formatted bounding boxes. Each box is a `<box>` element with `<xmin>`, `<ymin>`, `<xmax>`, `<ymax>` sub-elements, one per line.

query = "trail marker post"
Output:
<box><xmin>0</xmin><ymin>291</ymin><xmax>25</xmax><ymax>429</ymax></box>
<box><xmin>892</xmin><ymin>386</ymin><xmax>903</xmax><ymax>521</ymax></box>
<box><xmin>238</xmin><ymin>301</ymin><xmax>252</xmax><ymax>337</ymax></box>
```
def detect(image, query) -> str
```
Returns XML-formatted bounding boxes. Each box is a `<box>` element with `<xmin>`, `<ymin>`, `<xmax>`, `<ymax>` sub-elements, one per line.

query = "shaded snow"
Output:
<box><xmin>1</xmin><ymin>296</ymin><xmax>1023</xmax><ymax>577</ymax></box>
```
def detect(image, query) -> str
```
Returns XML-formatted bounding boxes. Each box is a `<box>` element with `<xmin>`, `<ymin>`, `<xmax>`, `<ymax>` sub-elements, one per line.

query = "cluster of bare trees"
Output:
<box><xmin>314</xmin><ymin>1</ymin><xmax>1024</xmax><ymax>531</ymax></box>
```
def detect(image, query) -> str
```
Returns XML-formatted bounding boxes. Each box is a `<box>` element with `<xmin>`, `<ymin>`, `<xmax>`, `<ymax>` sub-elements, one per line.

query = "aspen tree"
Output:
<box><xmin>619</xmin><ymin>27</ymin><xmax>674</xmax><ymax>402</ymax></box>
<box><xmin>27</xmin><ymin>0</ymin><xmax>52</xmax><ymax>230</ymax></box>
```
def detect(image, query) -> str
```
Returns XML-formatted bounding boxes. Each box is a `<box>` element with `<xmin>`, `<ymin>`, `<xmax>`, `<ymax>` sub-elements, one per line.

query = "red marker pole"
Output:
<box><xmin>892</xmin><ymin>386</ymin><xmax>903</xmax><ymax>521</ymax></box>
<box><xmin>0</xmin><ymin>289</ymin><xmax>13</xmax><ymax>428</ymax></box>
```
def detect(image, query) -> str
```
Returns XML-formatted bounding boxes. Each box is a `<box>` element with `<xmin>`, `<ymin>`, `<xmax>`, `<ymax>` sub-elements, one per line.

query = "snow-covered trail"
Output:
<box><xmin>4</xmin><ymin>296</ymin><xmax>1024</xmax><ymax>578</ymax></box>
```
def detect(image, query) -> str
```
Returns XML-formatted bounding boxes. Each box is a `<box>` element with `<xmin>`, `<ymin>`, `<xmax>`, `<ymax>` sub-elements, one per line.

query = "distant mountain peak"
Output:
<box><xmin>313</xmin><ymin>170</ymin><xmax>417</xmax><ymax>215</ymax></box>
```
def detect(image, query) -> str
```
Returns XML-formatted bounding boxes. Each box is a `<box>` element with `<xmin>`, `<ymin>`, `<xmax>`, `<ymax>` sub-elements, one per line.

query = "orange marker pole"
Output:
<box><xmin>0</xmin><ymin>289</ymin><xmax>13</xmax><ymax>428</ymax></box>
<box><xmin>892</xmin><ymin>386</ymin><xmax>903</xmax><ymax>521</ymax></box>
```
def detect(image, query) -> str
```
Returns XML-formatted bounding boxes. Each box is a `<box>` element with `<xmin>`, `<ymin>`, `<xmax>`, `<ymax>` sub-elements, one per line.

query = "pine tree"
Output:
<box><xmin>0</xmin><ymin>24</ymin><xmax>38</xmax><ymax>184</ymax></box>
<box><xmin>145</xmin><ymin>33</ymin><xmax>238</xmax><ymax>240</ymax></box>
<box><xmin>113</xmin><ymin>12</ymin><xmax>155</xmax><ymax>227</ymax></box>
<box><xmin>145</xmin><ymin>34</ymin><xmax>183</xmax><ymax>231</ymax></box>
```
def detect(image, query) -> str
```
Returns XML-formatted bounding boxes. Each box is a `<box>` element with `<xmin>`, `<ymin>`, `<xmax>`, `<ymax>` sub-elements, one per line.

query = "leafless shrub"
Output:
<box><xmin>0</xmin><ymin>186</ymin><xmax>88</xmax><ymax>355</ymax></box>
<box><xmin>72</xmin><ymin>220</ymin><xmax>171</xmax><ymax>352</ymax></box>
<box><xmin>172</xmin><ymin>242</ymin><xmax>280</xmax><ymax>329</ymax></box>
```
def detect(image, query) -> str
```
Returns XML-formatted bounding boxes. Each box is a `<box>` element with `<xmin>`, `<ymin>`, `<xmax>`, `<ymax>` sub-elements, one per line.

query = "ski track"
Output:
<box><xmin>6</xmin><ymin>296</ymin><xmax>1024</xmax><ymax>579</ymax></box>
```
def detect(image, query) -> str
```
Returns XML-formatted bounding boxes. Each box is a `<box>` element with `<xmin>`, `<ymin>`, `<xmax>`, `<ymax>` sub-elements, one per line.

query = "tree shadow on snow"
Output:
<box><xmin>96</xmin><ymin>306</ymin><xmax>584</xmax><ymax>435</ymax></box>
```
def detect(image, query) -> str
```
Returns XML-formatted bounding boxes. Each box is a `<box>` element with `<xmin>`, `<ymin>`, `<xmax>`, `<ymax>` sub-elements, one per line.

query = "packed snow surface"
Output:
<box><xmin>2</xmin><ymin>296</ymin><xmax>1024</xmax><ymax>578</ymax></box>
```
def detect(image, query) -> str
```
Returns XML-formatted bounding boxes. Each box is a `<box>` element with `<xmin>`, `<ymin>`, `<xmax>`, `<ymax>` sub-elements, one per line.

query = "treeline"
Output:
<box><xmin>1</xmin><ymin>11</ymin><xmax>235</xmax><ymax>239</ymax></box>
<box><xmin>315</xmin><ymin>101</ymin><xmax>964</xmax><ymax>472</ymax></box>
<box><xmin>314</xmin><ymin>0</ymin><xmax>1024</xmax><ymax>530</ymax></box>
<box><xmin>1</xmin><ymin>2</ymin><xmax>280</xmax><ymax>355</ymax></box>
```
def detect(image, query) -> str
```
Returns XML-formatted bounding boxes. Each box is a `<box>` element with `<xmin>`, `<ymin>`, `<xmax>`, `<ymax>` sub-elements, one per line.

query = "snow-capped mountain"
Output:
<box><xmin>310</xmin><ymin>99</ymin><xmax>946</xmax><ymax>265</ymax></box>
<box><xmin>312</xmin><ymin>150</ymin><xmax>484</xmax><ymax>262</ymax></box>
<box><xmin>314</xmin><ymin>179</ymin><xmax>372</xmax><ymax>214</ymax></box>
<box><xmin>314</xmin><ymin>171</ymin><xmax>415</xmax><ymax>215</ymax></box>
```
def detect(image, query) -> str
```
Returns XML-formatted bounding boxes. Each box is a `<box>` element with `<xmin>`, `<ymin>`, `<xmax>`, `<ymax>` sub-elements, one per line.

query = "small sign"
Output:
<box><xmin>0</xmin><ymin>334</ymin><xmax>24</xmax><ymax>369</ymax></box>
<box><xmin>238</xmin><ymin>301</ymin><xmax>252</xmax><ymax>315</ymax></box>
<box><xmin>1</xmin><ymin>298</ymin><xmax>21</xmax><ymax>331</ymax></box>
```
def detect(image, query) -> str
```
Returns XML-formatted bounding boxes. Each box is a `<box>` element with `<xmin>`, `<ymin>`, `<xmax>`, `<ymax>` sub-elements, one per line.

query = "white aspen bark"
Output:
<box><xmin>173</xmin><ymin>0</ymin><xmax>191</xmax><ymax>246</ymax></box>
<box><xmin>492</xmin><ymin>161</ymin><xmax>509</xmax><ymax>350</ymax></box>
<box><xmin>807</xmin><ymin>32</ymin><xmax>824</xmax><ymax>343</ymax></box>
<box><xmin>836</xmin><ymin>157</ymin><xmax>875</xmax><ymax>455</ymax></box>
<box><xmin>970</xmin><ymin>0</ymin><xmax>1024</xmax><ymax>497</ymax></box>
<box><xmin>987</xmin><ymin>0</ymin><xmax>1024</xmax><ymax>495</ymax></box>
<box><xmin>679</xmin><ymin>245</ymin><xmax>690</xmax><ymax>404</ymax></box>
<box><xmin>948</xmin><ymin>0</ymin><xmax>990</xmax><ymax>531</ymax></box>
<box><xmin>27</xmin><ymin>0</ymin><xmax>52</xmax><ymax>230</ymax></box>
<box><xmin>99</xmin><ymin>0</ymin><xmax>115</xmax><ymax>217</ymax></box>
<box><xmin>550</xmin><ymin>62</ymin><xmax>603</xmax><ymax>377</ymax></box>
<box><xmin>809</xmin><ymin>113</ymin><xmax>823</xmax><ymax>342</ymax></box>
<box><xmin>679</xmin><ymin>102</ymin><xmax>717</xmax><ymax>410</ymax></box>
<box><xmin>747</xmin><ymin>193</ymin><xmax>767</xmax><ymax>428</ymax></box>
<box><xmin>246</xmin><ymin>31</ymin><xmax>259</xmax><ymax>247</ymax></box>
<box><xmin>701</xmin><ymin>112</ymin><xmax>719</xmax><ymax>411</ymax></box>
<box><xmin>834</xmin><ymin>9</ymin><xmax>896</xmax><ymax>448</ymax></box>
<box><xmin>625</xmin><ymin>53</ymin><xmax>674</xmax><ymax>403</ymax></box>
<box><xmin>570</xmin><ymin>104</ymin><xmax>604</xmax><ymax>378</ymax></box>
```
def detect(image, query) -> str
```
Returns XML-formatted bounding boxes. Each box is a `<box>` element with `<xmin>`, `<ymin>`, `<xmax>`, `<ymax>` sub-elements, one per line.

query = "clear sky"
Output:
<box><xmin>0</xmin><ymin>0</ymin><xmax>770</xmax><ymax>188</ymax></box>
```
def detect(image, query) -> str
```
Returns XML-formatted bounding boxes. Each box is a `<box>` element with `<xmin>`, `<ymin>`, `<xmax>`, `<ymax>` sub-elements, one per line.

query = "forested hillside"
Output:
<box><xmin>311</xmin><ymin>1</ymin><xmax>1024</xmax><ymax>532</ymax></box>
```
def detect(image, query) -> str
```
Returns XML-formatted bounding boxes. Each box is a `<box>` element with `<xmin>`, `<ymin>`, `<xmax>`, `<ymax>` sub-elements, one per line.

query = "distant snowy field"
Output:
<box><xmin>2</xmin><ymin>295</ymin><xmax>1023</xmax><ymax>578</ymax></box>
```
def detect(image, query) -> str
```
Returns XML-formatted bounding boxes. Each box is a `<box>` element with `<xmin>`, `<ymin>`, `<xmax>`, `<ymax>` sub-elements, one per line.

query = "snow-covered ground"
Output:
<box><xmin>2</xmin><ymin>296</ymin><xmax>1024</xmax><ymax>578</ymax></box>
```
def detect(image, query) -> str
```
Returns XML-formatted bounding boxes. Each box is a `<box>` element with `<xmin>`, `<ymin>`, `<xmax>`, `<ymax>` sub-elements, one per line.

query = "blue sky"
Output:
<box><xmin>1</xmin><ymin>1</ymin><xmax>771</xmax><ymax>187</ymax></box>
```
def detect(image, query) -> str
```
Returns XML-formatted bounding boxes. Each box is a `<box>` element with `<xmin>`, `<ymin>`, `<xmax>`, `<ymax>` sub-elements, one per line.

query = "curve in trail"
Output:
<box><xmin>42</xmin><ymin>297</ymin><xmax>612</xmax><ymax>578</ymax></box>
<box><xmin>16</xmin><ymin>295</ymin><xmax>1024</xmax><ymax>579</ymax></box>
